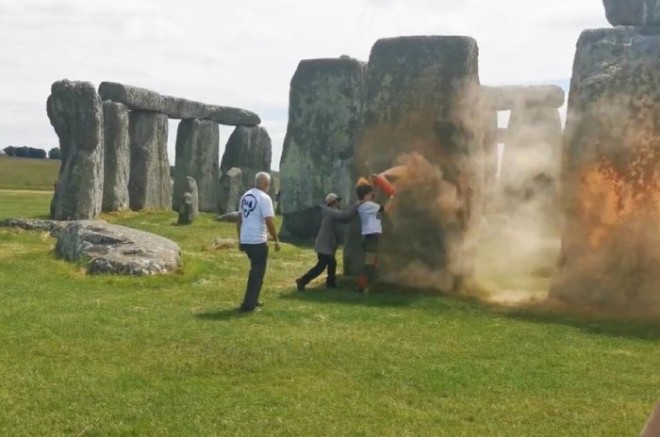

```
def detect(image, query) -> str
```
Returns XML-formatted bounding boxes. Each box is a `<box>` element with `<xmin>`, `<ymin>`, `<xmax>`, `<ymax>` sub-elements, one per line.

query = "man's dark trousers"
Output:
<box><xmin>241</xmin><ymin>243</ymin><xmax>269</xmax><ymax>310</ymax></box>
<box><xmin>300</xmin><ymin>253</ymin><xmax>336</xmax><ymax>286</ymax></box>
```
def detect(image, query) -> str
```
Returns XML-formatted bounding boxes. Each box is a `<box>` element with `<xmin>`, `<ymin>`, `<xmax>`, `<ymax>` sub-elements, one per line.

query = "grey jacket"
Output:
<box><xmin>314</xmin><ymin>203</ymin><xmax>359</xmax><ymax>255</ymax></box>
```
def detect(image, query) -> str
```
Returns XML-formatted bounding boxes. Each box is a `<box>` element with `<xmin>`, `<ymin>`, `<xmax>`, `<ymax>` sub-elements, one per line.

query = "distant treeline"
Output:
<box><xmin>2</xmin><ymin>146</ymin><xmax>61</xmax><ymax>160</ymax></box>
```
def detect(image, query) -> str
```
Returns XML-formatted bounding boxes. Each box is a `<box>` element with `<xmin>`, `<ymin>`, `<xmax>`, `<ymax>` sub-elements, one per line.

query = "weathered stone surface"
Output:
<box><xmin>177</xmin><ymin>177</ymin><xmax>198</xmax><ymax>225</ymax></box>
<box><xmin>278</xmin><ymin>57</ymin><xmax>365</xmax><ymax>240</ymax></box>
<box><xmin>217</xmin><ymin>126</ymin><xmax>273</xmax><ymax>213</ymax></box>
<box><xmin>603</xmin><ymin>0</ymin><xmax>660</xmax><ymax>26</ymax></box>
<box><xmin>47</xmin><ymin>80</ymin><xmax>104</xmax><ymax>220</ymax></box>
<box><xmin>500</xmin><ymin>106</ymin><xmax>562</xmax><ymax>226</ymax></box>
<box><xmin>98</xmin><ymin>82</ymin><xmax>261</xmax><ymax>126</ymax></box>
<box><xmin>0</xmin><ymin>218</ymin><xmax>67</xmax><ymax>233</ymax></box>
<box><xmin>128</xmin><ymin>111</ymin><xmax>172</xmax><ymax>211</ymax></box>
<box><xmin>551</xmin><ymin>27</ymin><xmax>660</xmax><ymax>308</ymax></box>
<box><xmin>217</xmin><ymin>167</ymin><xmax>244</xmax><ymax>214</ymax></box>
<box><xmin>54</xmin><ymin>220</ymin><xmax>181</xmax><ymax>275</ymax></box>
<box><xmin>345</xmin><ymin>36</ymin><xmax>484</xmax><ymax>293</ymax></box>
<box><xmin>221</xmin><ymin>126</ymin><xmax>272</xmax><ymax>173</ymax></box>
<box><xmin>482</xmin><ymin>85</ymin><xmax>565</xmax><ymax>110</ymax></box>
<box><xmin>482</xmin><ymin>108</ymin><xmax>499</xmax><ymax>214</ymax></box>
<box><xmin>102</xmin><ymin>101</ymin><xmax>130</xmax><ymax>212</ymax></box>
<box><xmin>173</xmin><ymin>119</ymin><xmax>219</xmax><ymax>212</ymax></box>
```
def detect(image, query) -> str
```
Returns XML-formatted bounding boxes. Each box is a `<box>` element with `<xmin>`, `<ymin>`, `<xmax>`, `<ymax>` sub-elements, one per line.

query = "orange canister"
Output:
<box><xmin>371</xmin><ymin>173</ymin><xmax>395</xmax><ymax>197</ymax></box>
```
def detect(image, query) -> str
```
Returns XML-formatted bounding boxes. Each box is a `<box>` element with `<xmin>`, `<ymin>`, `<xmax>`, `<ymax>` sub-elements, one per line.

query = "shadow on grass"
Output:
<box><xmin>278</xmin><ymin>278</ymin><xmax>450</xmax><ymax>309</ymax></box>
<box><xmin>194</xmin><ymin>308</ymin><xmax>254</xmax><ymax>321</ymax></box>
<box><xmin>503</xmin><ymin>307</ymin><xmax>660</xmax><ymax>342</ymax></box>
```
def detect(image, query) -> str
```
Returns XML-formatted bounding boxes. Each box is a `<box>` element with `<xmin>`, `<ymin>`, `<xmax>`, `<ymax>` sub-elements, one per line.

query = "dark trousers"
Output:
<box><xmin>300</xmin><ymin>253</ymin><xmax>337</xmax><ymax>286</ymax></box>
<box><xmin>240</xmin><ymin>243</ymin><xmax>269</xmax><ymax>310</ymax></box>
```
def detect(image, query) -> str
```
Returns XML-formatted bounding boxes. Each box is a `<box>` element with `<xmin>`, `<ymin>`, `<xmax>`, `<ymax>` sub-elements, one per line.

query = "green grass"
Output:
<box><xmin>0</xmin><ymin>156</ymin><xmax>59</xmax><ymax>191</ymax></box>
<box><xmin>1</xmin><ymin>193</ymin><xmax>659</xmax><ymax>436</ymax></box>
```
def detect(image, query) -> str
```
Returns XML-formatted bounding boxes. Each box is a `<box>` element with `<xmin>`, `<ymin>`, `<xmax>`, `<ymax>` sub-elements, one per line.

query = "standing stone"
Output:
<box><xmin>177</xmin><ymin>177</ymin><xmax>199</xmax><ymax>225</ymax></box>
<box><xmin>500</xmin><ymin>105</ymin><xmax>563</xmax><ymax>226</ymax></box>
<box><xmin>102</xmin><ymin>102</ymin><xmax>130</xmax><ymax>212</ymax></box>
<box><xmin>173</xmin><ymin>119</ymin><xmax>220</xmax><ymax>212</ymax></box>
<box><xmin>551</xmin><ymin>27</ymin><xmax>660</xmax><ymax>307</ymax></box>
<box><xmin>603</xmin><ymin>0</ymin><xmax>660</xmax><ymax>26</ymax></box>
<box><xmin>481</xmin><ymin>106</ymin><xmax>499</xmax><ymax>214</ymax></box>
<box><xmin>217</xmin><ymin>167</ymin><xmax>243</xmax><ymax>213</ymax></box>
<box><xmin>279</xmin><ymin>57</ymin><xmax>365</xmax><ymax>240</ymax></box>
<box><xmin>46</xmin><ymin>80</ymin><xmax>104</xmax><ymax>220</ymax></box>
<box><xmin>128</xmin><ymin>111</ymin><xmax>171</xmax><ymax>211</ymax></box>
<box><xmin>217</xmin><ymin>126</ymin><xmax>273</xmax><ymax>213</ymax></box>
<box><xmin>345</xmin><ymin>36</ymin><xmax>483</xmax><ymax>294</ymax></box>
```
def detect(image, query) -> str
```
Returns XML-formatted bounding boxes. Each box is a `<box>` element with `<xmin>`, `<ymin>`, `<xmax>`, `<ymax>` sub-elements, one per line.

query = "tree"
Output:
<box><xmin>4</xmin><ymin>146</ymin><xmax>16</xmax><ymax>157</ymax></box>
<box><xmin>30</xmin><ymin>148</ymin><xmax>47</xmax><ymax>159</ymax></box>
<box><xmin>48</xmin><ymin>147</ymin><xmax>62</xmax><ymax>160</ymax></box>
<box><xmin>14</xmin><ymin>146</ymin><xmax>29</xmax><ymax>158</ymax></box>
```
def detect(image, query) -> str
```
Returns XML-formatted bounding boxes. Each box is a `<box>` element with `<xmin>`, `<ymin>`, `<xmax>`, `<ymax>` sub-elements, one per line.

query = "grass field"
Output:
<box><xmin>1</xmin><ymin>188</ymin><xmax>659</xmax><ymax>435</ymax></box>
<box><xmin>0</xmin><ymin>156</ymin><xmax>59</xmax><ymax>191</ymax></box>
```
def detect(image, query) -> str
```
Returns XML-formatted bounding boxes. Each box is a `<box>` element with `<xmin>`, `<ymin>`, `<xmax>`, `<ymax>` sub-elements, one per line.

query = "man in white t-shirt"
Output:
<box><xmin>236</xmin><ymin>172</ymin><xmax>280</xmax><ymax>312</ymax></box>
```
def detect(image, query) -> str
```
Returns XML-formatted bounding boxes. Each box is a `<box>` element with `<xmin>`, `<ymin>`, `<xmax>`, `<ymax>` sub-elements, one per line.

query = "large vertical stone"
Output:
<box><xmin>102</xmin><ymin>101</ymin><xmax>130</xmax><ymax>212</ymax></box>
<box><xmin>278</xmin><ymin>57</ymin><xmax>365</xmax><ymax>240</ymax></box>
<box><xmin>173</xmin><ymin>119</ymin><xmax>220</xmax><ymax>212</ymax></box>
<box><xmin>46</xmin><ymin>80</ymin><xmax>104</xmax><ymax>220</ymax></box>
<box><xmin>500</xmin><ymin>105</ymin><xmax>563</xmax><ymax>226</ymax></box>
<box><xmin>128</xmin><ymin>111</ymin><xmax>171</xmax><ymax>211</ymax></box>
<box><xmin>481</xmin><ymin>107</ymin><xmax>499</xmax><ymax>214</ymax></box>
<box><xmin>217</xmin><ymin>167</ymin><xmax>243</xmax><ymax>213</ymax></box>
<box><xmin>218</xmin><ymin>126</ymin><xmax>273</xmax><ymax>213</ymax></box>
<box><xmin>551</xmin><ymin>27</ymin><xmax>660</xmax><ymax>307</ymax></box>
<box><xmin>345</xmin><ymin>36</ymin><xmax>483</xmax><ymax>293</ymax></box>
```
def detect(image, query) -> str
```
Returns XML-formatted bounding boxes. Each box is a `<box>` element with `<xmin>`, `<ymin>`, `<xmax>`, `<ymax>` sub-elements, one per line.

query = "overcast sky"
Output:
<box><xmin>0</xmin><ymin>0</ymin><xmax>608</xmax><ymax>169</ymax></box>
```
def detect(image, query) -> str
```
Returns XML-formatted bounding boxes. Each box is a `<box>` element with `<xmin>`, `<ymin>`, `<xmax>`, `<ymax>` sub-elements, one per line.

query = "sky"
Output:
<box><xmin>0</xmin><ymin>0</ymin><xmax>609</xmax><ymax>169</ymax></box>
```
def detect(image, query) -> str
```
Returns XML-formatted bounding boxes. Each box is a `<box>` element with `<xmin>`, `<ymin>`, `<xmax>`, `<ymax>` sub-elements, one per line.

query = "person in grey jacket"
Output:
<box><xmin>296</xmin><ymin>193</ymin><xmax>359</xmax><ymax>291</ymax></box>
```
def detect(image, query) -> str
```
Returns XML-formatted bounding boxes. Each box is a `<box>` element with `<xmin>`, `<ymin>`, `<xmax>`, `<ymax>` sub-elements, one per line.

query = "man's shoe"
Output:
<box><xmin>296</xmin><ymin>278</ymin><xmax>306</xmax><ymax>292</ymax></box>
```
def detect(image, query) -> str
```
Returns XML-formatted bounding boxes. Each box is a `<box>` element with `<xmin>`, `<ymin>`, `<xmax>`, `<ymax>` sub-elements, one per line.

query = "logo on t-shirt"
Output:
<box><xmin>241</xmin><ymin>194</ymin><xmax>258</xmax><ymax>218</ymax></box>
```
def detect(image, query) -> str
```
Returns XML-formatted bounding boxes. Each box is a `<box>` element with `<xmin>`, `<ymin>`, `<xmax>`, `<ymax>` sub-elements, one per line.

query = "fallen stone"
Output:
<box><xmin>215</xmin><ymin>211</ymin><xmax>241</xmax><ymax>223</ymax></box>
<box><xmin>173</xmin><ymin>119</ymin><xmax>219</xmax><ymax>212</ymax></box>
<box><xmin>211</xmin><ymin>238</ymin><xmax>238</xmax><ymax>249</ymax></box>
<box><xmin>128</xmin><ymin>111</ymin><xmax>172</xmax><ymax>211</ymax></box>
<box><xmin>603</xmin><ymin>0</ymin><xmax>660</xmax><ymax>26</ymax></box>
<box><xmin>551</xmin><ymin>27</ymin><xmax>660</xmax><ymax>307</ymax></box>
<box><xmin>278</xmin><ymin>57</ymin><xmax>365</xmax><ymax>240</ymax></box>
<box><xmin>0</xmin><ymin>218</ymin><xmax>67</xmax><ymax>233</ymax></box>
<box><xmin>102</xmin><ymin>101</ymin><xmax>130</xmax><ymax>212</ymax></box>
<box><xmin>482</xmin><ymin>85</ymin><xmax>565</xmax><ymax>110</ymax></box>
<box><xmin>98</xmin><ymin>82</ymin><xmax>261</xmax><ymax>126</ymax></box>
<box><xmin>47</xmin><ymin>80</ymin><xmax>104</xmax><ymax>220</ymax></box>
<box><xmin>54</xmin><ymin>220</ymin><xmax>181</xmax><ymax>275</ymax></box>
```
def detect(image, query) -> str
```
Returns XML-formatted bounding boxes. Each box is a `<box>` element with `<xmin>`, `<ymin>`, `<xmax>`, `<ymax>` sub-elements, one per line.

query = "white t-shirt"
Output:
<box><xmin>358</xmin><ymin>201</ymin><xmax>383</xmax><ymax>235</ymax></box>
<box><xmin>239</xmin><ymin>188</ymin><xmax>275</xmax><ymax>244</ymax></box>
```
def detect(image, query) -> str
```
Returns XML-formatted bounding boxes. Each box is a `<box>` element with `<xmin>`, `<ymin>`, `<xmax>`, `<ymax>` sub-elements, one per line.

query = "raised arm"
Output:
<box><xmin>326</xmin><ymin>203</ymin><xmax>359</xmax><ymax>223</ymax></box>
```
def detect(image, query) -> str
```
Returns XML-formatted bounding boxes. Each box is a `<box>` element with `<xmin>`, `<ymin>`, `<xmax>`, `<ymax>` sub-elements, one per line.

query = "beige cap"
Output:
<box><xmin>325</xmin><ymin>193</ymin><xmax>342</xmax><ymax>204</ymax></box>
